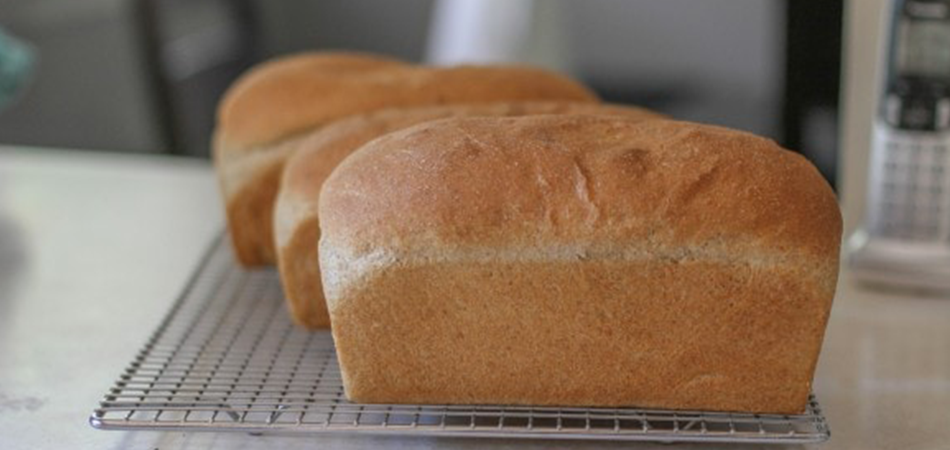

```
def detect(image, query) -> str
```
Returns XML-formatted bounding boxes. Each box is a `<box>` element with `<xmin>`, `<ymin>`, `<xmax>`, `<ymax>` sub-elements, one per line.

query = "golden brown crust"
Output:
<box><xmin>224</xmin><ymin>155</ymin><xmax>282</xmax><ymax>265</ymax></box>
<box><xmin>213</xmin><ymin>52</ymin><xmax>404</xmax><ymax>266</ymax></box>
<box><xmin>280</xmin><ymin>218</ymin><xmax>328</xmax><ymax>328</ymax></box>
<box><xmin>320</xmin><ymin>117</ymin><xmax>841</xmax><ymax>265</ymax></box>
<box><xmin>213</xmin><ymin>53</ymin><xmax>600</xmax><ymax>267</ymax></box>
<box><xmin>318</xmin><ymin>116</ymin><xmax>842</xmax><ymax>412</ymax></box>
<box><xmin>276</xmin><ymin>102</ymin><xmax>664</xmax><ymax>329</ymax></box>
<box><xmin>216</xmin><ymin>52</ymin><xmax>407</xmax><ymax>151</ymax></box>
<box><xmin>335</xmin><ymin>260</ymin><xmax>827</xmax><ymax>413</ymax></box>
<box><xmin>216</xmin><ymin>56</ymin><xmax>598</xmax><ymax>152</ymax></box>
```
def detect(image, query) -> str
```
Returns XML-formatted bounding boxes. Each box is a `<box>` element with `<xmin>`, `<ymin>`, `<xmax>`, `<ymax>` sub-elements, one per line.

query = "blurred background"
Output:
<box><xmin>0</xmin><ymin>0</ymin><xmax>842</xmax><ymax>185</ymax></box>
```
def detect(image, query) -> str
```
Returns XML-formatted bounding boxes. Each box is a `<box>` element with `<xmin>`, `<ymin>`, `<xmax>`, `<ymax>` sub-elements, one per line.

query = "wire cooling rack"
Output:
<box><xmin>90</xmin><ymin>234</ymin><xmax>830</xmax><ymax>444</ymax></box>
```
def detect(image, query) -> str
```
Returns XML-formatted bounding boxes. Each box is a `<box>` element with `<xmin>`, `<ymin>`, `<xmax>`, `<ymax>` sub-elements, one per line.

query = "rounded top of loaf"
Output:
<box><xmin>319</xmin><ymin>115</ymin><xmax>842</xmax><ymax>266</ymax></box>
<box><xmin>215</xmin><ymin>52</ymin><xmax>599</xmax><ymax>152</ymax></box>
<box><xmin>275</xmin><ymin>101</ymin><xmax>663</xmax><ymax>248</ymax></box>
<box><xmin>280</xmin><ymin>102</ymin><xmax>663</xmax><ymax>211</ymax></box>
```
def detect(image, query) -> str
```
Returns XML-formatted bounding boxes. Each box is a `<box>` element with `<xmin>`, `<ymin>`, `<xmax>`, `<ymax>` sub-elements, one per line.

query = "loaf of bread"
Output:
<box><xmin>318</xmin><ymin>115</ymin><xmax>842</xmax><ymax>413</ymax></box>
<box><xmin>275</xmin><ymin>102</ymin><xmax>665</xmax><ymax>329</ymax></box>
<box><xmin>213</xmin><ymin>52</ymin><xmax>598</xmax><ymax>266</ymax></box>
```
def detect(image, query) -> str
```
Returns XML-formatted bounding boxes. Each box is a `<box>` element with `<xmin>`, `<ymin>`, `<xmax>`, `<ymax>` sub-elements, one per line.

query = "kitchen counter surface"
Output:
<box><xmin>0</xmin><ymin>146</ymin><xmax>947</xmax><ymax>450</ymax></box>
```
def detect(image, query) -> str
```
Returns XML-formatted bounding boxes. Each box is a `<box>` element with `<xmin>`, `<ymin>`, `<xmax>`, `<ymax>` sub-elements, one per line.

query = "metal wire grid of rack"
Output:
<box><xmin>90</xmin><ymin>235</ymin><xmax>831</xmax><ymax>444</ymax></box>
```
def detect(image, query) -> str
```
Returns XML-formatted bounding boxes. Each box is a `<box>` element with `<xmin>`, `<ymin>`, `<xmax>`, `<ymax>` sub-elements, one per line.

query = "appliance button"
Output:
<box><xmin>903</xmin><ymin>105</ymin><xmax>933</xmax><ymax>129</ymax></box>
<box><xmin>886</xmin><ymin>95</ymin><xmax>902</xmax><ymax>125</ymax></box>
<box><xmin>937</xmin><ymin>99</ymin><xmax>950</xmax><ymax>129</ymax></box>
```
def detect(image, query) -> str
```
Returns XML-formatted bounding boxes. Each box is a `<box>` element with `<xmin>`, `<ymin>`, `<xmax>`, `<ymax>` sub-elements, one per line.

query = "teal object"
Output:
<box><xmin>0</xmin><ymin>29</ymin><xmax>35</xmax><ymax>111</ymax></box>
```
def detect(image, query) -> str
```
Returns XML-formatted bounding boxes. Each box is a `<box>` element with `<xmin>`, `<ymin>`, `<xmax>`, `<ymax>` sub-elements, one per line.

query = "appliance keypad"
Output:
<box><xmin>877</xmin><ymin>138</ymin><xmax>950</xmax><ymax>240</ymax></box>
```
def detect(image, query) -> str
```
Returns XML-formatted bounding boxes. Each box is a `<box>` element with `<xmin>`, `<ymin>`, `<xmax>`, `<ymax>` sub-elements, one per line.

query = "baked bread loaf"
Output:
<box><xmin>318</xmin><ymin>116</ymin><xmax>842</xmax><ymax>413</ymax></box>
<box><xmin>275</xmin><ymin>102</ymin><xmax>665</xmax><ymax>329</ymax></box>
<box><xmin>213</xmin><ymin>52</ymin><xmax>598</xmax><ymax>266</ymax></box>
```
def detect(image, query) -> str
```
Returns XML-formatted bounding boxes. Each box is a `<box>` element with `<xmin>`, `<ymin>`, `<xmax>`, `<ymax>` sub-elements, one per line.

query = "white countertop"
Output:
<box><xmin>0</xmin><ymin>147</ymin><xmax>947</xmax><ymax>450</ymax></box>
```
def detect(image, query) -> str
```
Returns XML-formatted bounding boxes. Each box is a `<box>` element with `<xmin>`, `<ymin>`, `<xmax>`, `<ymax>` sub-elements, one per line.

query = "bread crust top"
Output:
<box><xmin>275</xmin><ymin>102</ymin><xmax>664</xmax><ymax>248</ymax></box>
<box><xmin>215</xmin><ymin>53</ymin><xmax>599</xmax><ymax>154</ymax></box>
<box><xmin>319</xmin><ymin>116</ymin><xmax>842</xmax><ymax>295</ymax></box>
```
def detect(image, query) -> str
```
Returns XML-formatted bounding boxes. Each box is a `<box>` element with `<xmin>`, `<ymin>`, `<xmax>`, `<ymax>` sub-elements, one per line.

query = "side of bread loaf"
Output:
<box><xmin>318</xmin><ymin>116</ymin><xmax>842</xmax><ymax>413</ymax></box>
<box><xmin>275</xmin><ymin>102</ymin><xmax>665</xmax><ymax>329</ymax></box>
<box><xmin>213</xmin><ymin>52</ymin><xmax>599</xmax><ymax>266</ymax></box>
